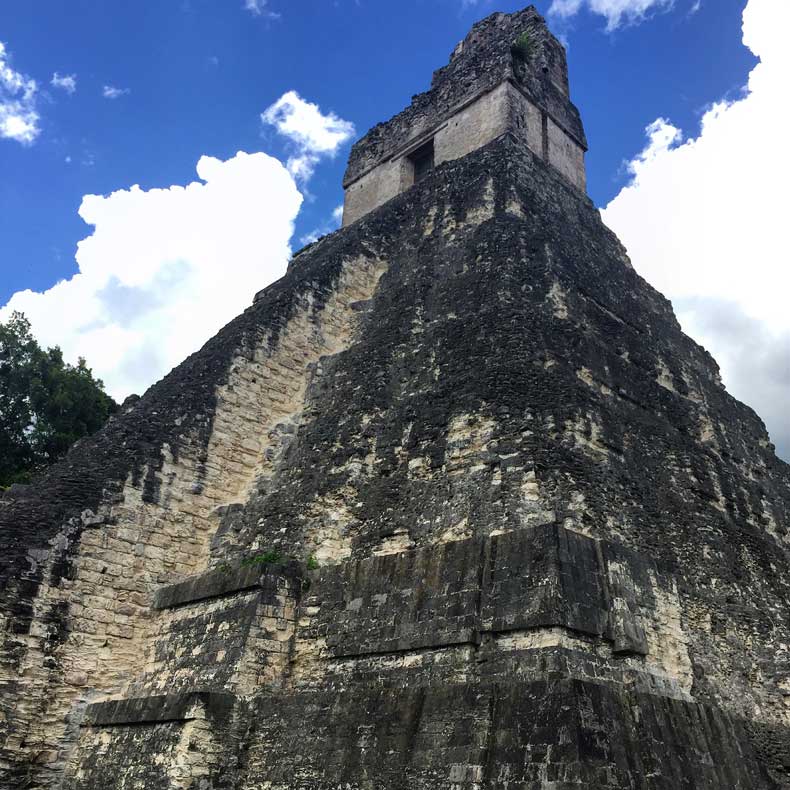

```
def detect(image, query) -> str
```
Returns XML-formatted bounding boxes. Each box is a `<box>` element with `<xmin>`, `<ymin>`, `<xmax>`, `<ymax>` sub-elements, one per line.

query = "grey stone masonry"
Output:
<box><xmin>342</xmin><ymin>6</ymin><xmax>587</xmax><ymax>225</ymax></box>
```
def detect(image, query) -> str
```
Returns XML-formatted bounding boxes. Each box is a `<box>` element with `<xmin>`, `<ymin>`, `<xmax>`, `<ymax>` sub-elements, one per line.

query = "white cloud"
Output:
<box><xmin>262</xmin><ymin>91</ymin><xmax>354</xmax><ymax>181</ymax></box>
<box><xmin>0</xmin><ymin>41</ymin><xmax>39</xmax><ymax>144</ymax></box>
<box><xmin>602</xmin><ymin>0</ymin><xmax>790</xmax><ymax>457</ymax></box>
<box><xmin>549</xmin><ymin>0</ymin><xmax>674</xmax><ymax>30</ymax></box>
<box><xmin>102</xmin><ymin>84</ymin><xmax>129</xmax><ymax>99</ymax></box>
<box><xmin>0</xmin><ymin>152</ymin><xmax>302</xmax><ymax>400</ymax></box>
<box><xmin>51</xmin><ymin>72</ymin><xmax>77</xmax><ymax>95</ymax></box>
<box><xmin>244</xmin><ymin>0</ymin><xmax>279</xmax><ymax>18</ymax></box>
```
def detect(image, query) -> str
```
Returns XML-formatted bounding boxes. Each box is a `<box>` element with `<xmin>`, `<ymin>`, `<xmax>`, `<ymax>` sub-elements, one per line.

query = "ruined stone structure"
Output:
<box><xmin>2</xmin><ymin>7</ymin><xmax>790</xmax><ymax>789</ymax></box>
<box><xmin>342</xmin><ymin>10</ymin><xmax>586</xmax><ymax>225</ymax></box>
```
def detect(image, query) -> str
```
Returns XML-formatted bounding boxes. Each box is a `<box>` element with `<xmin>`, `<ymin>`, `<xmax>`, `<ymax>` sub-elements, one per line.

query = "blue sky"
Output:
<box><xmin>1</xmin><ymin>0</ymin><xmax>789</xmax><ymax>458</ymax></box>
<box><xmin>0</xmin><ymin>0</ymin><xmax>753</xmax><ymax>300</ymax></box>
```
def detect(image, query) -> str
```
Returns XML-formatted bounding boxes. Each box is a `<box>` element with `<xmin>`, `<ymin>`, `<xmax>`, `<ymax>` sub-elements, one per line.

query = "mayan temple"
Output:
<box><xmin>2</xmin><ymin>6</ymin><xmax>790</xmax><ymax>788</ymax></box>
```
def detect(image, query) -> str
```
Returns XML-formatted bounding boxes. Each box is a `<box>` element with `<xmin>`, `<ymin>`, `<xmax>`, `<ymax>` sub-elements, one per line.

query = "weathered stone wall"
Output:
<box><xmin>128</xmin><ymin>564</ymin><xmax>300</xmax><ymax>696</ymax></box>
<box><xmin>0</xmin><ymin>249</ymin><xmax>387</xmax><ymax>787</ymax></box>
<box><xmin>291</xmin><ymin>523</ymin><xmax>690</xmax><ymax>701</ymax></box>
<box><xmin>64</xmin><ymin>693</ymin><xmax>236</xmax><ymax>790</ymax></box>
<box><xmin>2</xmin><ymin>125</ymin><xmax>790</xmax><ymax>788</ymax></box>
<box><xmin>239</xmin><ymin>682</ymin><xmax>769</xmax><ymax>789</ymax></box>
<box><xmin>237</xmin><ymin>134</ymin><xmax>790</xmax><ymax>782</ymax></box>
<box><xmin>343</xmin><ymin>81</ymin><xmax>586</xmax><ymax>226</ymax></box>
<box><xmin>546</xmin><ymin>113</ymin><xmax>586</xmax><ymax>191</ymax></box>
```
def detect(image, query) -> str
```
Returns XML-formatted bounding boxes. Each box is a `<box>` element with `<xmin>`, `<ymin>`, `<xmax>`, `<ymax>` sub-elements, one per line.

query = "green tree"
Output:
<box><xmin>0</xmin><ymin>311</ymin><xmax>117</xmax><ymax>487</ymax></box>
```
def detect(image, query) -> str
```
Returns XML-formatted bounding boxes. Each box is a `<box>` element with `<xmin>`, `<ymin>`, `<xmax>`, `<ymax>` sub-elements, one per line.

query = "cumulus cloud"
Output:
<box><xmin>51</xmin><ymin>72</ymin><xmax>77</xmax><ymax>95</ymax></box>
<box><xmin>0</xmin><ymin>41</ymin><xmax>39</xmax><ymax>144</ymax></box>
<box><xmin>262</xmin><ymin>91</ymin><xmax>354</xmax><ymax>181</ymax></box>
<box><xmin>102</xmin><ymin>84</ymin><xmax>129</xmax><ymax>99</ymax></box>
<box><xmin>602</xmin><ymin>0</ymin><xmax>790</xmax><ymax>457</ymax></box>
<box><xmin>549</xmin><ymin>0</ymin><xmax>674</xmax><ymax>30</ymax></box>
<box><xmin>0</xmin><ymin>152</ymin><xmax>302</xmax><ymax>400</ymax></box>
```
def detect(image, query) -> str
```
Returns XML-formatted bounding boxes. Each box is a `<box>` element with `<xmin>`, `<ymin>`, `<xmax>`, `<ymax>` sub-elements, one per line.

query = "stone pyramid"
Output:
<box><xmin>2</xmin><ymin>6</ymin><xmax>790</xmax><ymax>789</ymax></box>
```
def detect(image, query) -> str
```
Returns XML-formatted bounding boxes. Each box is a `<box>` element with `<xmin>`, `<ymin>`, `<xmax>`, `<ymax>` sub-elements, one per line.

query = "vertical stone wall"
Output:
<box><xmin>434</xmin><ymin>83</ymin><xmax>511</xmax><ymax>165</ymax></box>
<box><xmin>129</xmin><ymin>564</ymin><xmax>301</xmax><ymax>696</ymax></box>
<box><xmin>342</xmin><ymin>82</ymin><xmax>585</xmax><ymax>226</ymax></box>
<box><xmin>546</xmin><ymin>113</ymin><xmax>586</xmax><ymax>192</ymax></box>
<box><xmin>288</xmin><ymin>524</ymin><xmax>692</xmax><ymax>701</ymax></box>
<box><xmin>64</xmin><ymin>693</ymin><xmax>236</xmax><ymax>790</ymax></box>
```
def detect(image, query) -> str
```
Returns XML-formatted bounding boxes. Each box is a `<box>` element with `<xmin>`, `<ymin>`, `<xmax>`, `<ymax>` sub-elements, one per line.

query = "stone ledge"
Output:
<box><xmin>153</xmin><ymin>565</ymin><xmax>263</xmax><ymax>610</ymax></box>
<box><xmin>153</xmin><ymin>561</ymin><xmax>303</xmax><ymax>610</ymax></box>
<box><xmin>82</xmin><ymin>691</ymin><xmax>236</xmax><ymax>727</ymax></box>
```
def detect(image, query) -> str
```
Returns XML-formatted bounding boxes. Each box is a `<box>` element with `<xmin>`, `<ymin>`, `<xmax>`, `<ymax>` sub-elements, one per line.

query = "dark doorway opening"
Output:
<box><xmin>409</xmin><ymin>139</ymin><xmax>435</xmax><ymax>184</ymax></box>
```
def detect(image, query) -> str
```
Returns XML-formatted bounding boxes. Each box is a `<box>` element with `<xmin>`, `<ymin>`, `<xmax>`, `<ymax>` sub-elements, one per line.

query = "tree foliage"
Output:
<box><xmin>0</xmin><ymin>311</ymin><xmax>117</xmax><ymax>487</ymax></box>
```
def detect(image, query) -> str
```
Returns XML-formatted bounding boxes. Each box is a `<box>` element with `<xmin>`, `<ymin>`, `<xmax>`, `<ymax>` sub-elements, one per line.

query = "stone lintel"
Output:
<box><xmin>82</xmin><ymin>692</ymin><xmax>236</xmax><ymax>727</ymax></box>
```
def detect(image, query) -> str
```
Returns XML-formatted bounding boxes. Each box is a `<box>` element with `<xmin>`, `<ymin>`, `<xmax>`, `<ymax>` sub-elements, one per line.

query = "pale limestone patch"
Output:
<box><xmin>289</xmin><ymin>634</ymin><xmax>329</xmax><ymax>686</ymax></box>
<box><xmin>445</xmin><ymin>413</ymin><xmax>497</xmax><ymax>476</ymax></box>
<box><xmin>422</xmin><ymin>205</ymin><xmax>438</xmax><ymax>237</ymax></box>
<box><xmin>515</xmin><ymin>468</ymin><xmax>555</xmax><ymax>528</ymax></box>
<box><xmin>699</xmin><ymin>467</ymin><xmax>727</xmax><ymax>514</ymax></box>
<box><xmin>407</xmin><ymin>455</ymin><xmax>432</xmax><ymax>480</ymax></box>
<box><xmin>373</xmin><ymin>528</ymin><xmax>416</xmax><ymax>556</ymax></box>
<box><xmin>760</xmin><ymin>497</ymin><xmax>783</xmax><ymax>544</ymax></box>
<box><xmin>656</xmin><ymin>358</ymin><xmax>676</xmax><ymax>392</ymax></box>
<box><xmin>562</xmin><ymin>492</ymin><xmax>592</xmax><ymax>536</ymax></box>
<box><xmin>576</xmin><ymin>366</ymin><xmax>613</xmax><ymax>397</ymax></box>
<box><xmin>300</xmin><ymin>491</ymin><xmax>356</xmax><ymax>565</ymax></box>
<box><xmin>643</xmin><ymin>576</ymin><xmax>693</xmax><ymax>694</ymax></box>
<box><xmin>521</xmin><ymin>470</ymin><xmax>540</xmax><ymax>502</ymax></box>
<box><xmin>438</xmin><ymin>517</ymin><xmax>472</xmax><ymax>544</ymax></box>
<box><xmin>464</xmin><ymin>177</ymin><xmax>496</xmax><ymax>226</ymax></box>
<box><xmin>547</xmin><ymin>281</ymin><xmax>569</xmax><ymax>319</ymax></box>
<box><xmin>167</xmin><ymin>714</ymin><xmax>219</xmax><ymax>789</ymax></box>
<box><xmin>567</xmin><ymin>414</ymin><xmax>609</xmax><ymax>458</ymax></box>
<box><xmin>299</xmin><ymin>643</ymin><xmax>478</xmax><ymax>690</ymax></box>
<box><xmin>494</xmin><ymin>627</ymin><xmax>594</xmax><ymax>652</ymax></box>
<box><xmin>698</xmin><ymin>413</ymin><xmax>718</xmax><ymax>445</ymax></box>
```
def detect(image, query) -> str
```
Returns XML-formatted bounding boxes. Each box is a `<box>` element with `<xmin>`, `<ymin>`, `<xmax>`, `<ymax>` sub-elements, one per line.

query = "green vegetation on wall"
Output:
<box><xmin>511</xmin><ymin>30</ymin><xmax>536</xmax><ymax>61</ymax></box>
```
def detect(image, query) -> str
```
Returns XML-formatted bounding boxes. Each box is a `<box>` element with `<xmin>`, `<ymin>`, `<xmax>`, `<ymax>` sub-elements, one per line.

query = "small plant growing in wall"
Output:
<box><xmin>511</xmin><ymin>30</ymin><xmax>536</xmax><ymax>62</ymax></box>
<box><xmin>306</xmin><ymin>555</ymin><xmax>320</xmax><ymax>571</ymax></box>
<box><xmin>241</xmin><ymin>550</ymin><xmax>284</xmax><ymax>568</ymax></box>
